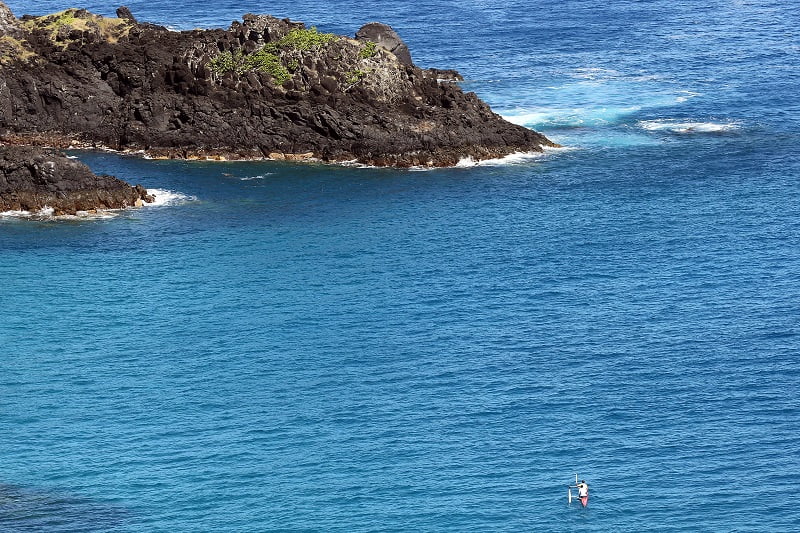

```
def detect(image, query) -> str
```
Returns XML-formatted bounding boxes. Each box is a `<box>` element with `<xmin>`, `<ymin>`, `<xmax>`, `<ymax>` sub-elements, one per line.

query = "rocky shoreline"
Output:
<box><xmin>0</xmin><ymin>144</ymin><xmax>153</xmax><ymax>215</ymax></box>
<box><xmin>0</xmin><ymin>2</ymin><xmax>556</xmax><ymax>215</ymax></box>
<box><xmin>0</xmin><ymin>3</ymin><xmax>555</xmax><ymax>167</ymax></box>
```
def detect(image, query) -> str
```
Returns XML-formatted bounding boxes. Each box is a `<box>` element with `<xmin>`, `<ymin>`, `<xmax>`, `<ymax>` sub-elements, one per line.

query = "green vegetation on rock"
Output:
<box><xmin>247</xmin><ymin>48</ymin><xmax>291</xmax><ymax>84</ymax></box>
<box><xmin>344</xmin><ymin>69</ymin><xmax>367</xmax><ymax>86</ymax></box>
<box><xmin>359</xmin><ymin>40</ymin><xmax>377</xmax><ymax>59</ymax></box>
<box><xmin>21</xmin><ymin>8</ymin><xmax>132</xmax><ymax>46</ymax></box>
<box><xmin>209</xmin><ymin>27</ymin><xmax>336</xmax><ymax>85</ymax></box>
<box><xmin>273</xmin><ymin>27</ymin><xmax>336</xmax><ymax>52</ymax></box>
<box><xmin>21</xmin><ymin>8</ymin><xmax>78</xmax><ymax>32</ymax></box>
<box><xmin>208</xmin><ymin>49</ymin><xmax>244</xmax><ymax>74</ymax></box>
<box><xmin>0</xmin><ymin>35</ymin><xmax>36</xmax><ymax>64</ymax></box>
<box><xmin>209</xmin><ymin>48</ymin><xmax>291</xmax><ymax>84</ymax></box>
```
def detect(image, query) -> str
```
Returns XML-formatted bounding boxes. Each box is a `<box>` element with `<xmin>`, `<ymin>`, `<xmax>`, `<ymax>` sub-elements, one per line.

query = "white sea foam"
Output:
<box><xmin>332</xmin><ymin>159</ymin><xmax>433</xmax><ymax>170</ymax></box>
<box><xmin>456</xmin><ymin>151</ymin><xmax>547</xmax><ymax>168</ymax></box>
<box><xmin>569</xmin><ymin>67</ymin><xmax>622</xmax><ymax>81</ymax></box>
<box><xmin>1</xmin><ymin>206</ymin><xmax>58</xmax><ymax>220</ymax></box>
<box><xmin>334</xmin><ymin>159</ymin><xmax>374</xmax><ymax>169</ymax></box>
<box><xmin>1</xmin><ymin>205</ymin><xmax>126</xmax><ymax>221</ymax></box>
<box><xmin>675</xmin><ymin>91</ymin><xmax>702</xmax><ymax>103</ymax></box>
<box><xmin>333</xmin><ymin>160</ymin><xmax>445</xmax><ymax>171</ymax></box>
<box><xmin>239</xmin><ymin>174</ymin><xmax>273</xmax><ymax>181</ymax></box>
<box><xmin>140</xmin><ymin>153</ymin><xmax>247</xmax><ymax>161</ymax></box>
<box><xmin>145</xmin><ymin>189</ymin><xmax>198</xmax><ymax>207</ymax></box>
<box><xmin>0</xmin><ymin>209</ymin><xmax>32</xmax><ymax>218</ymax></box>
<box><xmin>59</xmin><ymin>211</ymin><xmax>118</xmax><ymax>220</ymax></box>
<box><xmin>331</xmin><ymin>153</ymin><xmax>551</xmax><ymax>170</ymax></box>
<box><xmin>638</xmin><ymin>119</ymin><xmax>740</xmax><ymax>134</ymax></box>
<box><xmin>501</xmin><ymin>105</ymin><xmax>642</xmax><ymax>128</ymax></box>
<box><xmin>1</xmin><ymin>190</ymin><xmax>195</xmax><ymax>221</ymax></box>
<box><xmin>502</xmin><ymin>110</ymin><xmax>557</xmax><ymax>127</ymax></box>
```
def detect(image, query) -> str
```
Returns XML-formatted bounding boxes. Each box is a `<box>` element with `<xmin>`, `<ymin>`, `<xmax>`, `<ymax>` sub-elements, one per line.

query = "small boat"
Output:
<box><xmin>568</xmin><ymin>474</ymin><xmax>588</xmax><ymax>507</ymax></box>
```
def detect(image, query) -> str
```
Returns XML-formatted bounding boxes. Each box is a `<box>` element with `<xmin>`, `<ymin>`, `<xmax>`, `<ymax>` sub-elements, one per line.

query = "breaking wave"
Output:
<box><xmin>638</xmin><ymin>119</ymin><xmax>741</xmax><ymax>134</ymax></box>
<box><xmin>1</xmin><ymin>188</ymin><xmax>195</xmax><ymax>221</ymax></box>
<box><xmin>502</xmin><ymin>105</ymin><xmax>643</xmax><ymax>129</ymax></box>
<box><xmin>456</xmin><ymin>150</ymin><xmax>549</xmax><ymax>168</ymax></box>
<box><xmin>145</xmin><ymin>189</ymin><xmax>198</xmax><ymax>207</ymax></box>
<box><xmin>238</xmin><ymin>174</ymin><xmax>274</xmax><ymax>181</ymax></box>
<box><xmin>0</xmin><ymin>206</ymin><xmax>117</xmax><ymax>221</ymax></box>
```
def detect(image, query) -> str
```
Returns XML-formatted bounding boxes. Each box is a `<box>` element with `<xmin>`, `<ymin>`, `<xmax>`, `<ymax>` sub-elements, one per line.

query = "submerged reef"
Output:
<box><xmin>0</xmin><ymin>2</ymin><xmax>556</xmax><ymax>167</ymax></box>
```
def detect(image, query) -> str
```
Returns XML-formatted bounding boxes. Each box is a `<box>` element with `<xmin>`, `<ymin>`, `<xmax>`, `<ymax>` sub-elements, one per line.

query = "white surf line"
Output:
<box><xmin>638</xmin><ymin>119</ymin><xmax>740</xmax><ymax>133</ymax></box>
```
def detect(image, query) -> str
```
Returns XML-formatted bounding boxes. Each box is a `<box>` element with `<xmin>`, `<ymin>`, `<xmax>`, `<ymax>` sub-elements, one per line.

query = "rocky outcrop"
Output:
<box><xmin>0</xmin><ymin>145</ymin><xmax>153</xmax><ymax>215</ymax></box>
<box><xmin>0</xmin><ymin>3</ymin><xmax>556</xmax><ymax>167</ymax></box>
<box><xmin>355</xmin><ymin>22</ymin><xmax>413</xmax><ymax>67</ymax></box>
<box><xmin>115</xmin><ymin>6</ymin><xmax>136</xmax><ymax>23</ymax></box>
<box><xmin>0</xmin><ymin>1</ymin><xmax>15</xmax><ymax>31</ymax></box>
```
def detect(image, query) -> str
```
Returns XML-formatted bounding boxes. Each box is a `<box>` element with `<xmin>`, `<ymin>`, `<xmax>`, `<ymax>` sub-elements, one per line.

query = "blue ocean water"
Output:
<box><xmin>2</xmin><ymin>0</ymin><xmax>800</xmax><ymax>530</ymax></box>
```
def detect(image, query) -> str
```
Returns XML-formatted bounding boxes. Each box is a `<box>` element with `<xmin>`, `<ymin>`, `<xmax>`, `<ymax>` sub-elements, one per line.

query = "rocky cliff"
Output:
<box><xmin>0</xmin><ymin>3</ymin><xmax>556</xmax><ymax>167</ymax></box>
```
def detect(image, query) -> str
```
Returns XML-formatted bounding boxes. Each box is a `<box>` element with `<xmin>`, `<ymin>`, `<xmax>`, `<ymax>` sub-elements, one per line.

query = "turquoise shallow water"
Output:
<box><xmin>2</xmin><ymin>1</ymin><xmax>800</xmax><ymax>530</ymax></box>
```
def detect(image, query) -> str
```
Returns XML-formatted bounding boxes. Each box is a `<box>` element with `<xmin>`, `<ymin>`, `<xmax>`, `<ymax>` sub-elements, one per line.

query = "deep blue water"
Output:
<box><xmin>2</xmin><ymin>0</ymin><xmax>800</xmax><ymax>530</ymax></box>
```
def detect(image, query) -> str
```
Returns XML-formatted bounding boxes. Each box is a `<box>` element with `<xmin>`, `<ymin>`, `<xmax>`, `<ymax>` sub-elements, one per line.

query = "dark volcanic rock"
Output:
<box><xmin>0</xmin><ymin>1</ymin><xmax>14</xmax><ymax>28</ymax></box>
<box><xmin>355</xmin><ymin>22</ymin><xmax>413</xmax><ymax>67</ymax></box>
<box><xmin>116</xmin><ymin>6</ymin><xmax>136</xmax><ymax>23</ymax></box>
<box><xmin>0</xmin><ymin>2</ymin><xmax>556</xmax><ymax>167</ymax></box>
<box><xmin>0</xmin><ymin>145</ymin><xmax>154</xmax><ymax>215</ymax></box>
<box><xmin>426</xmin><ymin>68</ymin><xmax>464</xmax><ymax>82</ymax></box>
<box><xmin>0</xmin><ymin>1</ymin><xmax>20</xmax><ymax>36</ymax></box>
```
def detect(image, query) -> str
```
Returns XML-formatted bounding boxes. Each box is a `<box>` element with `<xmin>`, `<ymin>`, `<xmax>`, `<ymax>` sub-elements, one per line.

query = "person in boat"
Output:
<box><xmin>570</xmin><ymin>480</ymin><xmax>589</xmax><ymax>499</ymax></box>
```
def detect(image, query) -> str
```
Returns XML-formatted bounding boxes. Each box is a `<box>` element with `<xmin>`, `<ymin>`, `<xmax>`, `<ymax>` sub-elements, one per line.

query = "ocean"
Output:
<box><xmin>2</xmin><ymin>0</ymin><xmax>799</xmax><ymax>530</ymax></box>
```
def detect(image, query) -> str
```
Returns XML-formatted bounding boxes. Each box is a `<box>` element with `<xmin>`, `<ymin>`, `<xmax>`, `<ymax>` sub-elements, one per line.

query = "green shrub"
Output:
<box><xmin>359</xmin><ymin>40</ymin><xmax>377</xmax><ymax>59</ymax></box>
<box><xmin>209</xmin><ymin>49</ymin><xmax>244</xmax><ymax>74</ymax></box>
<box><xmin>277</xmin><ymin>27</ymin><xmax>336</xmax><ymax>51</ymax></box>
<box><xmin>208</xmin><ymin>27</ymin><xmax>335</xmax><ymax>85</ymax></box>
<box><xmin>209</xmin><ymin>48</ymin><xmax>290</xmax><ymax>84</ymax></box>
<box><xmin>248</xmin><ymin>49</ymin><xmax>291</xmax><ymax>84</ymax></box>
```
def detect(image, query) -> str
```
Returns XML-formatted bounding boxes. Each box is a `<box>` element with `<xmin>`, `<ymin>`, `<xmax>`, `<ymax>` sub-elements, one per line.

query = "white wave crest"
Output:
<box><xmin>145</xmin><ymin>189</ymin><xmax>198</xmax><ymax>207</ymax></box>
<box><xmin>59</xmin><ymin>211</ymin><xmax>118</xmax><ymax>220</ymax></box>
<box><xmin>0</xmin><ymin>209</ymin><xmax>33</xmax><ymax>218</ymax></box>
<box><xmin>1</xmin><ymin>190</ymin><xmax>195</xmax><ymax>221</ymax></box>
<box><xmin>675</xmin><ymin>91</ymin><xmax>702</xmax><ymax>103</ymax></box>
<box><xmin>239</xmin><ymin>174</ymin><xmax>273</xmax><ymax>181</ymax></box>
<box><xmin>456</xmin><ymin>151</ymin><xmax>547</xmax><ymax>168</ymax></box>
<box><xmin>638</xmin><ymin>119</ymin><xmax>740</xmax><ymax>134</ymax></box>
<box><xmin>331</xmin><ymin>160</ymin><xmax>436</xmax><ymax>170</ymax></box>
<box><xmin>0</xmin><ymin>205</ymin><xmax>113</xmax><ymax>221</ymax></box>
<box><xmin>1</xmin><ymin>205</ymin><xmax>131</xmax><ymax>221</ymax></box>
<box><xmin>502</xmin><ymin>105</ymin><xmax>642</xmax><ymax>128</ymax></box>
<box><xmin>333</xmin><ymin>159</ymin><xmax>374</xmax><ymax>169</ymax></box>
<box><xmin>569</xmin><ymin>67</ymin><xmax>622</xmax><ymax>81</ymax></box>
